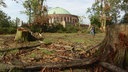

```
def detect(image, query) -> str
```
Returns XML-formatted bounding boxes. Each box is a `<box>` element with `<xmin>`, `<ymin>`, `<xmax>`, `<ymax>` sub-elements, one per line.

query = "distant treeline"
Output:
<box><xmin>0</xmin><ymin>9</ymin><xmax>128</xmax><ymax>34</ymax></box>
<box><xmin>22</xmin><ymin>23</ymin><xmax>84</xmax><ymax>33</ymax></box>
<box><xmin>0</xmin><ymin>10</ymin><xmax>17</xmax><ymax>34</ymax></box>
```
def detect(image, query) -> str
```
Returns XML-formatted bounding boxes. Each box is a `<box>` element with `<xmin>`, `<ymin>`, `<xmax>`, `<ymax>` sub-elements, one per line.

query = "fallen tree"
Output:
<box><xmin>0</xmin><ymin>43</ymin><xmax>41</xmax><ymax>52</ymax></box>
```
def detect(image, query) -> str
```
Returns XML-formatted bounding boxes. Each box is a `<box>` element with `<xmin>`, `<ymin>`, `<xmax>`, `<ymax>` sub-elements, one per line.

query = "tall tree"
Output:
<box><xmin>121</xmin><ymin>0</ymin><xmax>128</xmax><ymax>14</ymax></box>
<box><xmin>22</xmin><ymin>0</ymin><xmax>32</xmax><ymax>24</ymax></box>
<box><xmin>0</xmin><ymin>0</ymin><xmax>6</xmax><ymax>7</ymax></box>
<box><xmin>120</xmin><ymin>13</ymin><xmax>128</xmax><ymax>23</ymax></box>
<box><xmin>87</xmin><ymin>2</ymin><xmax>101</xmax><ymax>26</ymax></box>
<box><xmin>87</xmin><ymin>0</ymin><xmax>121</xmax><ymax>32</ymax></box>
<box><xmin>22</xmin><ymin>0</ymin><xmax>48</xmax><ymax>24</ymax></box>
<box><xmin>0</xmin><ymin>10</ymin><xmax>11</xmax><ymax>27</ymax></box>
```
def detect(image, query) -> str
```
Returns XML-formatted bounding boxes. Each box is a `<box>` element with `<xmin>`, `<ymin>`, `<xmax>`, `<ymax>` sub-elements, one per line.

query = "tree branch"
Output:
<box><xmin>25</xmin><ymin>57</ymin><xmax>98</xmax><ymax>70</ymax></box>
<box><xmin>99</xmin><ymin>62</ymin><xmax>127</xmax><ymax>72</ymax></box>
<box><xmin>0</xmin><ymin>43</ymin><xmax>41</xmax><ymax>52</ymax></box>
<box><xmin>0</xmin><ymin>57</ymin><xmax>98</xmax><ymax>70</ymax></box>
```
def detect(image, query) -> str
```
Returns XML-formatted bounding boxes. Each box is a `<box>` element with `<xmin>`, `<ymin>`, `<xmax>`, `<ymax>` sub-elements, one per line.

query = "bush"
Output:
<box><xmin>0</xmin><ymin>27</ymin><xmax>17</xmax><ymax>34</ymax></box>
<box><xmin>8</xmin><ymin>27</ymin><xmax>17</xmax><ymax>34</ymax></box>
<box><xmin>120</xmin><ymin>13</ymin><xmax>128</xmax><ymax>23</ymax></box>
<box><xmin>30</xmin><ymin>25</ymin><xmax>42</xmax><ymax>33</ymax></box>
<box><xmin>21</xmin><ymin>23</ymin><xmax>80</xmax><ymax>33</ymax></box>
<box><xmin>44</xmin><ymin>23</ymin><xmax>79</xmax><ymax>33</ymax></box>
<box><xmin>64</xmin><ymin>24</ymin><xmax>79</xmax><ymax>33</ymax></box>
<box><xmin>0</xmin><ymin>10</ymin><xmax>17</xmax><ymax>34</ymax></box>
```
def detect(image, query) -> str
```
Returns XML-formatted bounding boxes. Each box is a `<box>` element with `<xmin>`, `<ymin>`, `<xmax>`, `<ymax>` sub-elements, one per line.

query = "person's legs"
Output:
<box><xmin>90</xmin><ymin>30</ymin><xmax>94</xmax><ymax>38</ymax></box>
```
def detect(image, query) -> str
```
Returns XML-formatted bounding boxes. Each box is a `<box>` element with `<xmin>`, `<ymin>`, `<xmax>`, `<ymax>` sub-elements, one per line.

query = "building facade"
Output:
<box><xmin>48</xmin><ymin>7</ymin><xmax>79</xmax><ymax>27</ymax></box>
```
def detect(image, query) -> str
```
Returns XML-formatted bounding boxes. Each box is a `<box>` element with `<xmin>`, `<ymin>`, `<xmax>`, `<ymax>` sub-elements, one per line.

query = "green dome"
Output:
<box><xmin>48</xmin><ymin>7</ymin><xmax>70</xmax><ymax>14</ymax></box>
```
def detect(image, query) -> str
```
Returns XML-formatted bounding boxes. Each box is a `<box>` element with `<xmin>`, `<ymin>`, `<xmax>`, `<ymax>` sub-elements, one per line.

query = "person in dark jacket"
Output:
<box><xmin>90</xmin><ymin>25</ymin><xmax>95</xmax><ymax>38</ymax></box>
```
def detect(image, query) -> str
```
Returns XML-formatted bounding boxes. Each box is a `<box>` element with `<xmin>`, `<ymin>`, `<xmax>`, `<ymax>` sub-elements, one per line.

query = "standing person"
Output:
<box><xmin>90</xmin><ymin>25</ymin><xmax>95</xmax><ymax>38</ymax></box>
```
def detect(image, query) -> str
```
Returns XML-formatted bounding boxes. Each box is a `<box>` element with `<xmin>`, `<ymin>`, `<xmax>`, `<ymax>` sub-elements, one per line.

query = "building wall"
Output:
<box><xmin>48</xmin><ymin>14</ymin><xmax>79</xmax><ymax>27</ymax></box>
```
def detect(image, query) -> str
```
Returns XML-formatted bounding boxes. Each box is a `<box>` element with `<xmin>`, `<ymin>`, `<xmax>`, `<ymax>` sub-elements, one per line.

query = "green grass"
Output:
<box><xmin>28</xmin><ymin>53</ymin><xmax>37</xmax><ymax>58</ymax></box>
<box><xmin>43</xmin><ymin>33</ymin><xmax>105</xmax><ymax>46</ymax></box>
<box><xmin>41</xmin><ymin>49</ymin><xmax>55</xmax><ymax>55</ymax></box>
<box><xmin>9</xmin><ymin>50</ymin><xmax>19</xmax><ymax>55</ymax></box>
<box><xmin>43</xmin><ymin>38</ymin><xmax>53</xmax><ymax>44</ymax></box>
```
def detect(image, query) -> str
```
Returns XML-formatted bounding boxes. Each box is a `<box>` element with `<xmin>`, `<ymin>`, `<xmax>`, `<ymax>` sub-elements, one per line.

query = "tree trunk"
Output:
<box><xmin>97</xmin><ymin>24</ymin><xmax>128</xmax><ymax>70</ymax></box>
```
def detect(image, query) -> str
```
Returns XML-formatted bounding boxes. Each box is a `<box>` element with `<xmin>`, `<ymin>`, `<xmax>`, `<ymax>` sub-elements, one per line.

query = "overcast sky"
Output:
<box><xmin>1</xmin><ymin>0</ymin><xmax>95</xmax><ymax>24</ymax></box>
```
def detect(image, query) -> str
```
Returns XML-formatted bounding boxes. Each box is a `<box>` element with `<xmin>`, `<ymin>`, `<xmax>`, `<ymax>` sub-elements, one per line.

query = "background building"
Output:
<box><xmin>48</xmin><ymin>7</ymin><xmax>79</xmax><ymax>27</ymax></box>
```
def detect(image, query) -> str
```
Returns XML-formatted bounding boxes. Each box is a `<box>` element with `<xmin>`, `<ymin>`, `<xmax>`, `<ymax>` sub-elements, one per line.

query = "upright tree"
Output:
<box><xmin>0</xmin><ymin>0</ymin><xmax>6</xmax><ymax>7</ymax></box>
<box><xmin>87</xmin><ymin>0</ymin><xmax>121</xmax><ymax>32</ymax></box>
<box><xmin>0</xmin><ymin>10</ymin><xmax>11</xmax><ymax>27</ymax></box>
<box><xmin>22</xmin><ymin>0</ymin><xmax>48</xmax><ymax>24</ymax></box>
<box><xmin>121</xmin><ymin>0</ymin><xmax>128</xmax><ymax>14</ymax></box>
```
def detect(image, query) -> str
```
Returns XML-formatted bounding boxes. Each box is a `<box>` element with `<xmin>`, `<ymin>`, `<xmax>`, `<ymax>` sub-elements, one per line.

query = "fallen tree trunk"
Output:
<box><xmin>25</xmin><ymin>57</ymin><xmax>98</xmax><ymax>69</ymax></box>
<box><xmin>0</xmin><ymin>63</ymin><xmax>23</xmax><ymax>70</ymax></box>
<box><xmin>0</xmin><ymin>58</ymin><xmax>127</xmax><ymax>72</ymax></box>
<box><xmin>99</xmin><ymin>62</ymin><xmax>127</xmax><ymax>72</ymax></box>
<box><xmin>0</xmin><ymin>43</ymin><xmax>41</xmax><ymax>52</ymax></box>
<box><xmin>0</xmin><ymin>57</ymin><xmax>98</xmax><ymax>70</ymax></box>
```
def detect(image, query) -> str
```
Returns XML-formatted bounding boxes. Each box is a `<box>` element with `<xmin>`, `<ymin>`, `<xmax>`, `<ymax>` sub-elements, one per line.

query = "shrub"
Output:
<box><xmin>21</xmin><ymin>23</ymin><xmax>81</xmax><ymax>33</ymax></box>
<box><xmin>120</xmin><ymin>13</ymin><xmax>128</xmax><ymax>23</ymax></box>
<box><xmin>64</xmin><ymin>24</ymin><xmax>79</xmax><ymax>33</ymax></box>
<box><xmin>0</xmin><ymin>27</ymin><xmax>16</xmax><ymax>34</ymax></box>
<box><xmin>0</xmin><ymin>10</ymin><xmax>17</xmax><ymax>34</ymax></box>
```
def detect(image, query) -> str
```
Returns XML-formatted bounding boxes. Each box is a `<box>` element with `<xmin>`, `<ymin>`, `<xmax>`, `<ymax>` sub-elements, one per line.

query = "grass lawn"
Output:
<box><xmin>43</xmin><ymin>33</ymin><xmax>105</xmax><ymax>46</ymax></box>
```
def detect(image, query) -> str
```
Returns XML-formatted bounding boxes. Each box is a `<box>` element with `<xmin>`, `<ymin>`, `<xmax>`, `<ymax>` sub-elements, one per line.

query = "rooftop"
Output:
<box><xmin>48</xmin><ymin>7</ymin><xmax>71</xmax><ymax>15</ymax></box>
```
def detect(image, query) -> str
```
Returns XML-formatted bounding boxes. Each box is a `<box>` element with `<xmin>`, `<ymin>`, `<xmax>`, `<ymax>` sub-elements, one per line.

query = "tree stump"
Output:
<box><xmin>96</xmin><ymin>24</ymin><xmax>128</xmax><ymax>71</ymax></box>
<box><xmin>14</xmin><ymin>27</ymin><xmax>37</xmax><ymax>41</ymax></box>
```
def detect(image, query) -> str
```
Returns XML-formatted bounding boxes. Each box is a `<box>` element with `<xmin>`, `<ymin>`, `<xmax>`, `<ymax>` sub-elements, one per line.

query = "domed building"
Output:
<box><xmin>48</xmin><ymin>7</ymin><xmax>79</xmax><ymax>27</ymax></box>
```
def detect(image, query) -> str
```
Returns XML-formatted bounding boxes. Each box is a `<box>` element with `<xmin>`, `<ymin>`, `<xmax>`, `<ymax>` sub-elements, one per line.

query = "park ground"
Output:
<box><xmin>0</xmin><ymin>33</ymin><xmax>105</xmax><ymax>49</ymax></box>
<box><xmin>0</xmin><ymin>33</ymin><xmax>105</xmax><ymax>71</ymax></box>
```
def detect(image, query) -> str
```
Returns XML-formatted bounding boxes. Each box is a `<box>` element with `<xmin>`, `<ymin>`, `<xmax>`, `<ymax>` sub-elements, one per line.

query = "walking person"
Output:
<box><xmin>90</xmin><ymin>25</ymin><xmax>95</xmax><ymax>38</ymax></box>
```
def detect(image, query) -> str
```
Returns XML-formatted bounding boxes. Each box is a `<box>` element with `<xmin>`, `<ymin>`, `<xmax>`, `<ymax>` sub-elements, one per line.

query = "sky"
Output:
<box><xmin>1</xmin><ymin>0</ymin><xmax>95</xmax><ymax>24</ymax></box>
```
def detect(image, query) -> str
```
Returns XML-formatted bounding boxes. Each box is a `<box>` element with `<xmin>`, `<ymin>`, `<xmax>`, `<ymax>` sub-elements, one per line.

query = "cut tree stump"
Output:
<box><xmin>14</xmin><ymin>27</ymin><xmax>43</xmax><ymax>41</ymax></box>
